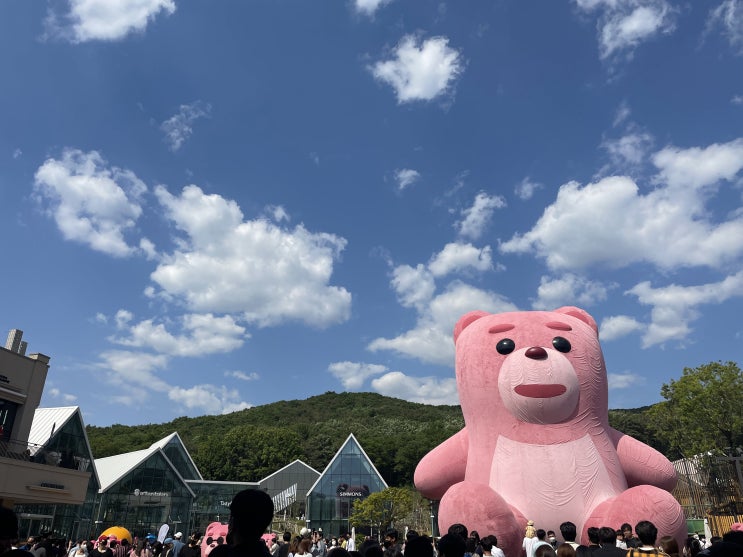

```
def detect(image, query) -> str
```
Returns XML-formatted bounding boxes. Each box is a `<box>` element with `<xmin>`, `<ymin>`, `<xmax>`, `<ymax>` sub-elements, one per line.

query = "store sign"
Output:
<box><xmin>336</xmin><ymin>484</ymin><xmax>369</xmax><ymax>498</ymax></box>
<box><xmin>133</xmin><ymin>489</ymin><xmax>170</xmax><ymax>497</ymax></box>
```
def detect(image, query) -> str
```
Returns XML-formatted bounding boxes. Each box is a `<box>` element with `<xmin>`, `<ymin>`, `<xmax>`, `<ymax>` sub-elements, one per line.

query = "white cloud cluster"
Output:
<box><xmin>109</xmin><ymin>310</ymin><xmax>247</xmax><ymax>356</ymax></box>
<box><xmin>601</xmin><ymin>131</ymin><xmax>653</xmax><ymax>168</ymax></box>
<box><xmin>599</xmin><ymin>314</ymin><xmax>644</xmax><ymax>341</ymax></box>
<box><xmin>371</xmin><ymin>372</ymin><xmax>459</xmax><ymax>405</ymax></box>
<box><xmin>97</xmin><ymin>348</ymin><xmax>252</xmax><ymax>415</ymax></box>
<box><xmin>575</xmin><ymin>0</ymin><xmax>676</xmax><ymax>60</ymax></box>
<box><xmin>457</xmin><ymin>192</ymin><xmax>506</xmax><ymax>239</ymax></box>
<box><xmin>706</xmin><ymin>0</ymin><xmax>743</xmax><ymax>55</ymax></box>
<box><xmin>161</xmin><ymin>101</ymin><xmax>212</xmax><ymax>152</ymax></box>
<box><xmin>608</xmin><ymin>372</ymin><xmax>644</xmax><ymax>389</ymax></box>
<box><xmin>34</xmin><ymin>149</ymin><xmax>149</xmax><ymax>257</ymax></box>
<box><xmin>501</xmin><ymin>139</ymin><xmax>743</xmax><ymax>271</ymax></box>
<box><xmin>370</xmin><ymin>35</ymin><xmax>464</xmax><ymax>103</ymax></box>
<box><xmin>394</xmin><ymin>168</ymin><xmax>421</xmax><ymax>190</ymax></box>
<box><xmin>515</xmin><ymin>177</ymin><xmax>542</xmax><ymax>201</ymax></box>
<box><xmin>50</xmin><ymin>0</ymin><xmax>176</xmax><ymax>43</ymax></box>
<box><xmin>151</xmin><ymin>185</ymin><xmax>352</xmax><ymax>328</ymax></box>
<box><xmin>354</xmin><ymin>0</ymin><xmax>393</xmax><ymax>17</ymax></box>
<box><xmin>428</xmin><ymin>243</ymin><xmax>493</xmax><ymax>277</ymax></box>
<box><xmin>225</xmin><ymin>370</ymin><xmax>260</xmax><ymax>381</ymax></box>
<box><xmin>328</xmin><ymin>361</ymin><xmax>387</xmax><ymax>390</ymax></box>
<box><xmin>532</xmin><ymin>274</ymin><xmax>611</xmax><ymax>310</ymax></box>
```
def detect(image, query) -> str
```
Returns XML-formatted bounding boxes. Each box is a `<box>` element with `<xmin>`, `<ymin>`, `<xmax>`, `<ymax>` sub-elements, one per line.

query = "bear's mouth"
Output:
<box><xmin>514</xmin><ymin>384</ymin><xmax>567</xmax><ymax>398</ymax></box>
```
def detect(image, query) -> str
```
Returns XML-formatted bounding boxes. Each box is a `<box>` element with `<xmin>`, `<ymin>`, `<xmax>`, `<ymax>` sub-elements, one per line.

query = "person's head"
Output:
<box><xmin>620</xmin><ymin>524</ymin><xmax>633</xmax><ymax>539</ymax></box>
<box><xmin>547</xmin><ymin>531</ymin><xmax>556</xmax><ymax>543</ymax></box>
<box><xmin>465</xmin><ymin>538</ymin><xmax>477</xmax><ymax>554</ymax></box>
<box><xmin>437</xmin><ymin>534</ymin><xmax>466</xmax><ymax>557</ymax></box>
<box><xmin>359</xmin><ymin>539</ymin><xmax>383</xmax><ymax>557</ymax></box>
<box><xmin>403</xmin><ymin>536</ymin><xmax>432</xmax><ymax>557</ymax></box>
<box><xmin>658</xmin><ymin>536</ymin><xmax>679</xmax><ymax>555</ymax></box>
<box><xmin>480</xmin><ymin>536</ymin><xmax>494</xmax><ymax>554</ymax></box>
<box><xmin>525</xmin><ymin>521</ymin><xmax>536</xmax><ymax>539</ymax></box>
<box><xmin>598</xmin><ymin>527</ymin><xmax>616</xmax><ymax>546</ymax></box>
<box><xmin>615</xmin><ymin>530</ymin><xmax>624</xmax><ymax>543</ymax></box>
<box><xmin>559</xmin><ymin>523</ymin><xmax>576</xmax><ymax>543</ymax></box>
<box><xmin>299</xmin><ymin>539</ymin><xmax>312</xmax><ymax>555</ymax></box>
<box><xmin>535</xmin><ymin>545</ymin><xmax>557</xmax><ymax>557</ymax></box>
<box><xmin>283</xmin><ymin>532</ymin><xmax>292</xmax><ymax>543</ymax></box>
<box><xmin>384</xmin><ymin>529</ymin><xmax>399</xmax><ymax>547</ymax></box>
<box><xmin>406</xmin><ymin>531</ymin><xmax>419</xmax><ymax>543</ymax></box>
<box><xmin>634</xmin><ymin>521</ymin><xmax>657</xmax><ymax>547</ymax></box>
<box><xmin>468</xmin><ymin>531</ymin><xmax>480</xmax><ymax>544</ymax></box>
<box><xmin>586</xmin><ymin>528</ymin><xmax>599</xmax><ymax>545</ymax></box>
<box><xmin>721</xmin><ymin>530</ymin><xmax>743</xmax><ymax>546</ymax></box>
<box><xmin>536</xmin><ymin>530</ymin><xmax>547</xmax><ymax>541</ymax></box>
<box><xmin>227</xmin><ymin>489</ymin><xmax>274</xmax><ymax>544</ymax></box>
<box><xmin>556</xmin><ymin>543</ymin><xmax>576</xmax><ymax>557</ymax></box>
<box><xmin>447</xmin><ymin>525</ymin><xmax>468</xmax><ymax>541</ymax></box>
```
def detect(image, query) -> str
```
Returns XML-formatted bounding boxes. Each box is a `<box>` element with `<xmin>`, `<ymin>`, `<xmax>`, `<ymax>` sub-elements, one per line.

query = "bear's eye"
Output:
<box><xmin>552</xmin><ymin>336</ymin><xmax>571</xmax><ymax>353</ymax></box>
<box><xmin>496</xmin><ymin>338</ymin><xmax>515</xmax><ymax>355</ymax></box>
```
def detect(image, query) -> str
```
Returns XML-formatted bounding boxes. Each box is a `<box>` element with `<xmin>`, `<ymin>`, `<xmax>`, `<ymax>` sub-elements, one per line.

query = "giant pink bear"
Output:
<box><xmin>414</xmin><ymin>307</ymin><xmax>686</xmax><ymax>557</ymax></box>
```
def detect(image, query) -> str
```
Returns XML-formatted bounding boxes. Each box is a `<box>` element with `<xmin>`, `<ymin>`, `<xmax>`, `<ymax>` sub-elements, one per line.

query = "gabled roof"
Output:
<box><xmin>95</xmin><ymin>435</ymin><xmax>196</xmax><ymax>496</ymax></box>
<box><xmin>29</xmin><ymin>406</ymin><xmax>78</xmax><ymax>447</ymax></box>
<box><xmin>259</xmin><ymin>459</ymin><xmax>320</xmax><ymax>483</ymax></box>
<box><xmin>149</xmin><ymin>431</ymin><xmax>203</xmax><ymax>480</ymax></box>
<box><xmin>306</xmin><ymin>433</ymin><xmax>388</xmax><ymax>496</ymax></box>
<box><xmin>31</xmin><ymin>406</ymin><xmax>101</xmax><ymax>488</ymax></box>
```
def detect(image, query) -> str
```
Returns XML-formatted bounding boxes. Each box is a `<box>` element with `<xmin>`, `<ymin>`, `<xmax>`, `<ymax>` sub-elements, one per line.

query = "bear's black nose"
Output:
<box><xmin>525</xmin><ymin>346</ymin><xmax>548</xmax><ymax>360</ymax></box>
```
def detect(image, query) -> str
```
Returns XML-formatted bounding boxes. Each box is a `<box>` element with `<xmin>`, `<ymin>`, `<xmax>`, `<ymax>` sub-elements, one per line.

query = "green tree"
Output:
<box><xmin>349</xmin><ymin>487</ymin><xmax>416</xmax><ymax>533</ymax></box>
<box><xmin>649</xmin><ymin>361</ymin><xmax>743</xmax><ymax>458</ymax></box>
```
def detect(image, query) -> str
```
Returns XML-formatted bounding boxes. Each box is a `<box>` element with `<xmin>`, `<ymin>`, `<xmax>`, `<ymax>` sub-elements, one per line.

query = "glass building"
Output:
<box><xmin>306</xmin><ymin>434</ymin><xmax>388</xmax><ymax>536</ymax></box>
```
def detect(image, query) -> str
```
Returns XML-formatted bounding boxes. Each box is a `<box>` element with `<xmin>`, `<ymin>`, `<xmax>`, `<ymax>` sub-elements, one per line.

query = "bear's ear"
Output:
<box><xmin>555</xmin><ymin>306</ymin><xmax>599</xmax><ymax>336</ymax></box>
<box><xmin>454</xmin><ymin>311</ymin><xmax>489</xmax><ymax>343</ymax></box>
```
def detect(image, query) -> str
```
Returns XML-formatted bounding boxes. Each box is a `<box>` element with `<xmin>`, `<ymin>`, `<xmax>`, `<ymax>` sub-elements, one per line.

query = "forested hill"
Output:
<box><xmin>85</xmin><ymin>391</ymin><xmax>664</xmax><ymax>486</ymax></box>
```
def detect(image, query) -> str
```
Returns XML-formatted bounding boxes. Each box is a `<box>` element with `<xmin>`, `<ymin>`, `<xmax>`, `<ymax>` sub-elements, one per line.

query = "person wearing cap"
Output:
<box><xmin>162</xmin><ymin>539</ymin><xmax>174</xmax><ymax>557</ymax></box>
<box><xmin>209</xmin><ymin>489</ymin><xmax>274</xmax><ymax>557</ymax></box>
<box><xmin>95</xmin><ymin>539</ymin><xmax>114</xmax><ymax>557</ymax></box>
<box><xmin>171</xmin><ymin>534</ymin><xmax>185</xmax><ymax>557</ymax></box>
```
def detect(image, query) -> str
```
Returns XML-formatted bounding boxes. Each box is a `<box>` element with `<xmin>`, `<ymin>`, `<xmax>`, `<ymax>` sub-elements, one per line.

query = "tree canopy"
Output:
<box><xmin>649</xmin><ymin>360</ymin><xmax>743</xmax><ymax>458</ymax></box>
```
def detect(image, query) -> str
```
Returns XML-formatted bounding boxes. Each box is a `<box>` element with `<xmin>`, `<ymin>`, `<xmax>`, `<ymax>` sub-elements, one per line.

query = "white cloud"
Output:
<box><xmin>732</xmin><ymin>94</ymin><xmax>743</xmax><ymax>105</ymax></box>
<box><xmin>49</xmin><ymin>0</ymin><xmax>176</xmax><ymax>43</ymax></box>
<box><xmin>109</xmin><ymin>312</ymin><xmax>248</xmax><ymax>356</ymax></box>
<box><xmin>151</xmin><ymin>184</ymin><xmax>351</xmax><ymax>328</ymax></box>
<box><xmin>575</xmin><ymin>0</ymin><xmax>676</xmax><ymax>61</ymax></box>
<box><xmin>13</xmin><ymin>149</ymin><xmax>22</xmax><ymax>159</ymax></box>
<box><xmin>608</xmin><ymin>372</ymin><xmax>644</xmax><ymax>389</ymax></box>
<box><xmin>46</xmin><ymin>387</ymin><xmax>78</xmax><ymax>403</ymax></box>
<box><xmin>354</xmin><ymin>0</ymin><xmax>393</xmax><ymax>17</ymax></box>
<box><xmin>628</xmin><ymin>270</ymin><xmax>743</xmax><ymax>347</ymax></box>
<box><xmin>390</xmin><ymin>264</ymin><xmax>436</xmax><ymax>311</ymax></box>
<box><xmin>98</xmin><ymin>349</ymin><xmax>251</xmax><ymax>415</ymax></box>
<box><xmin>706</xmin><ymin>0</ymin><xmax>743</xmax><ymax>55</ymax></box>
<box><xmin>371</xmin><ymin>372</ymin><xmax>459</xmax><ymax>405</ymax></box>
<box><xmin>457</xmin><ymin>192</ymin><xmax>506</xmax><ymax>240</ymax></box>
<box><xmin>532</xmin><ymin>274</ymin><xmax>610</xmax><ymax>310</ymax></box>
<box><xmin>501</xmin><ymin>139</ymin><xmax>743</xmax><ymax>271</ymax></box>
<box><xmin>368</xmin><ymin>280</ymin><xmax>517</xmax><ymax>365</ymax></box>
<box><xmin>515</xmin><ymin>177</ymin><xmax>542</xmax><ymax>201</ymax></box>
<box><xmin>161</xmin><ymin>101</ymin><xmax>212</xmax><ymax>152</ymax></box>
<box><xmin>602</xmin><ymin>131</ymin><xmax>653</xmax><ymax>167</ymax></box>
<box><xmin>428</xmin><ymin>242</ymin><xmax>493</xmax><ymax>277</ymax></box>
<box><xmin>267</xmin><ymin>205</ymin><xmax>290</xmax><ymax>223</ymax></box>
<box><xmin>328</xmin><ymin>361</ymin><xmax>387</xmax><ymax>390</ymax></box>
<box><xmin>168</xmin><ymin>384</ymin><xmax>252</xmax><ymax>415</ymax></box>
<box><xmin>34</xmin><ymin>149</ymin><xmax>148</xmax><ymax>257</ymax></box>
<box><xmin>226</xmin><ymin>370</ymin><xmax>260</xmax><ymax>381</ymax></box>
<box><xmin>370</xmin><ymin>35</ymin><xmax>464</xmax><ymax>103</ymax></box>
<box><xmin>394</xmin><ymin>168</ymin><xmax>421</xmax><ymax>190</ymax></box>
<box><xmin>652</xmin><ymin>139</ymin><xmax>743</xmax><ymax>190</ymax></box>
<box><xmin>599</xmin><ymin>314</ymin><xmax>645</xmax><ymax>340</ymax></box>
<box><xmin>613</xmin><ymin>101</ymin><xmax>632</xmax><ymax>127</ymax></box>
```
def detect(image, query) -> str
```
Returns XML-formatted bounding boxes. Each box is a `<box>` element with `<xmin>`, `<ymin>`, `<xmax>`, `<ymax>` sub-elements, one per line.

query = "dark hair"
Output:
<box><xmin>598</xmin><ymin>527</ymin><xmax>616</xmax><ymax>545</ymax></box>
<box><xmin>537</xmin><ymin>530</ymin><xmax>547</xmax><ymax>541</ymax></box>
<box><xmin>437</xmin><ymin>534</ymin><xmax>466</xmax><ymax>557</ymax></box>
<box><xmin>403</xmin><ymin>536</ymin><xmax>433</xmax><ymax>557</ymax></box>
<box><xmin>284</xmin><ymin>532</ymin><xmax>292</xmax><ymax>542</ymax></box>
<box><xmin>229</xmin><ymin>489</ymin><xmax>274</xmax><ymax>539</ymax></box>
<box><xmin>658</xmin><ymin>536</ymin><xmax>680</xmax><ymax>557</ymax></box>
<box><xmin>560</xmin><ymin>523</ymin><xmax>577</xmax><ymax>543</ymax></box>
<box><xmin>465</xmin><ymin>538</ymin><xmax>477</xmax><ymax>554</ymax></box>
<box><xmin>330</xmin><ymin>550</ymin><xmax>351</xmax><ymax>557</ymax></box>
<box><xmin>480</xmin><ymin>536</ymin><xmax>494</xmax><ymax>552</ymax></box>
<box><xmin>721</xmin><ymin>530</ymin><xmax>743</xmax><ymax>545</ymax></box>
<box><xmin>575</xmin><ymin>546</ymin><xmax>592</xmax><ymax>557</ymax></box>
<box><xmin>447</xmin><ymin>525</ymin><xmax>468</xmax><ymax>541</ymax></box>
<box><xmin>385</xmin><ymin>530</ymin><xmax>399</xmax><ymax>542</ymax></box>
<box><xmin>634</xmin><ymin>522</ymin><xmax>657</xmax><ymax>546</ymax></box>
<box><xmin>620</xmin><ymin>524</ymin><xmax>632</xmax><ymax>534</ymax></box>
<box><xmin>406</xmin><ymin>531</ymin><xmax>419</xmax><ymax>543</ymax></box>
<box><xmin>469</xmin><ymin>532</ymin><xmax>480</xmax><ymax>543</ymax></box>
<box><xmin>360</xmin><ymin>539</ymin><xmax>383</xmax><ymax>557</ymax></box>
<box><xmin>586</xmin><ymin>528</ymin><xmax>599</xmax><ymax>545</ymax></box>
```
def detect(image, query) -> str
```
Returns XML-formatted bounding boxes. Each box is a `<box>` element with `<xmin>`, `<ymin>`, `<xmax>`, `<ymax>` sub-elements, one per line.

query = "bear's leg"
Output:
<box><xmin>438</xmin><ymin>482</ymin><xmax>522</xmax><ymax>557</ymax></box>
<box><xmin>584</xmin><ymin>485</ymin><xmax>686</xmax><ymax>548</ymax></box>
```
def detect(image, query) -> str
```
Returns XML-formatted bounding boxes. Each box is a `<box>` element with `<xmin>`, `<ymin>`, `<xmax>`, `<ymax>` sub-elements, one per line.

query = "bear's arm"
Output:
<box><xmin>414</xmin><ymin>427</ymin><xmax>469</xmax><ymax>500</ymax></box>
<box><xmin>608</xmin><ymin>427</ymin><xmax>677</xmax><ymax>492</ymax></box>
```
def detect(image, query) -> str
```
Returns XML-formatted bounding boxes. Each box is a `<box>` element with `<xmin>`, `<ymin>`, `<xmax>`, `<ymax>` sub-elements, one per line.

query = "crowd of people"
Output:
<box><xmin>3</xmin><ymin>492</ymin><xmax>743</xmax><ymax>557</ymax></box>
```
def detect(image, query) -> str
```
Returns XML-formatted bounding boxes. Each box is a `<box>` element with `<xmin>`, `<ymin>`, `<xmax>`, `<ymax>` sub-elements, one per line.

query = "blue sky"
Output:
<box><xmin>2</xmin><ymin>0</ymin><xmax>743</xmax><ymax>427</ymax></box>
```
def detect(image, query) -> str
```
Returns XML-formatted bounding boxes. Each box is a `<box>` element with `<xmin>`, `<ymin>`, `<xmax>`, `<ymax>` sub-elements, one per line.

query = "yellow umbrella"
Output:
<box><xmin>100</xmin><ymin>527</ymin><xmax>133</xmax><ymax>544</ymax></box>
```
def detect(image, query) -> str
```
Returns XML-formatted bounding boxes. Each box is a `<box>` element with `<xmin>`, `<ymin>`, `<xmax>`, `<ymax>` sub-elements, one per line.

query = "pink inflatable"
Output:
<box><xmin>414</xmin><ymin>307</ymin><xmax>686</xmax><ymax>557</ymax></box>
